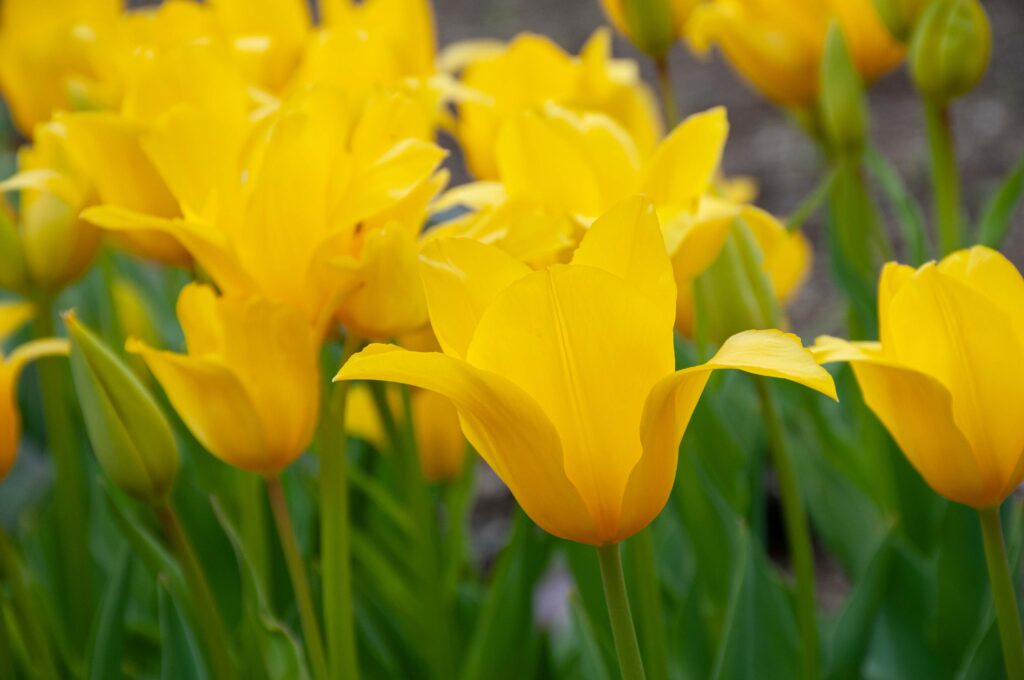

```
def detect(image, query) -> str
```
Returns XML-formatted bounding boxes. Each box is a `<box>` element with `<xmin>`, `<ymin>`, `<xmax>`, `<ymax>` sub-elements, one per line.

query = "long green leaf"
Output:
<box><xmin>158</xmin><ymin>577</ymin><xmax>207</xmax><ymax>680</ymax></box>
<box><xmin>87</xmin><ymin>548</ymin><xmax>133</xmax><ymax>680</ymax></box>
<box><xmin>977</xmin><ymin>152</ymin><xmax>1024</xmax><ymax>248</ymax></box>
<box><xmin>865</xmin><ymin>147</ymin><xmax>930</xmax><ymax>264</ymax></box>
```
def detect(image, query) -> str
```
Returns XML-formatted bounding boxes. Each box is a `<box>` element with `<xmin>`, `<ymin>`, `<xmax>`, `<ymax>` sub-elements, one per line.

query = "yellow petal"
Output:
<box><xmin>571</xmin><ymin>196</ymin><xmax>676</xmax><ymax>326</ymax></box>
<box><xmin>335</xmin><ymin>344</ymin><xmax>598</xmax><ymax>543</ymax></box>
<box><xmin>344</xmin><ymin>384</ymin><xmax>386</xmax><ymax>449</ymax></box>
<box><xmin>741</xmin><ymin>205</ymin><xmax>811</xmax><ymax>303</ymax></box>
<box><xmin>886</xmin><ymin>263</ymin><xmax>1024</xmax><ymax>496</ymax></box>
<box><xmin>642</xmin><ymin>107</ymin><xmax>728</xmax><ymax>211</ymax></box>
<box><xmin>813</xmin><ymin>336</ymin><xmax>995</xmax><ymax>506</ymax></box>
<box><xmin>418</xmin><ymin>237</ymin><xmax>531</xmax><ymax>358</ymax></box>
<box><xmin>937</xmin><ymin>246</ymin><xmax>1024</xmax><ymax>319</ymax></box>
<box><xmin>877</xmin><ymin>260</ymin><xmax>915</xmax><ymax>349</ymax></box>
<box><xmin>0</xmin><ymin>302</ymin><xmax>34</xmax><ymax>342</ymax></box>
<box><xmin>413</xmin><ymin>389</ymin><xmax>467</xmax><ymax>481</ymax></box>
<box><xmin>466</xmin><ymin>265</ymin><xmax>675</xmax><ymax>541</ymax></box>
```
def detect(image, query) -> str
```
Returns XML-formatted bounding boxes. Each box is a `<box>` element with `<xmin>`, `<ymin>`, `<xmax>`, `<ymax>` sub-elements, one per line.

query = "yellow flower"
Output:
<box><xmin>814</xmin><ymin>247</ymin><xmax>1024</xmax><ymax>509</ymax></box>
<box><xmin>449</xmin><ymin>30</ymin><xmax>661</xmax><ymax>180</ymax></box>
<box><xmin>208</xmin><ymin>0</ymin><xmax>311</xmax><ymax>92</ymax></box>
<box><xmin>336</xmin><ymin>198</ymin><xmax>836</xmax><ymax>545</ymax></box>
<box><xmin>128</xmin><ymin>284</ymin><xmax>320</xmax><ymax>475</ymax></box>
<box><xmin>82</xmin><ymin>87</ymin><xmax>446</xmax><ymax>337</ymax></box>
<box><xmin>439</xmin><ymin>104</ymin><xmax>810</xmax><ymax>335</ymax></box>
<box><xmin>1</xmin><ymin>302</ymin><xmax>69</xmax><ymax>480</ymax></box>
<box><xmin>600</xmin><ymin>0</ymin><xmax>698</xmax><ymax>56</ymax></box>
<box><xmin>0</xmin><ymin>121</ymin><xmax>100</xmax><ymax>293</ymax></box>
<box><xmin>0</xmin><ymin>0</ymin><xmax>118</xmax><ymax>136</ymax></box>
<box><xmin>688</xmin><ymin>0</ymin><xmax>904</xmax><ymax>107</ymax></box>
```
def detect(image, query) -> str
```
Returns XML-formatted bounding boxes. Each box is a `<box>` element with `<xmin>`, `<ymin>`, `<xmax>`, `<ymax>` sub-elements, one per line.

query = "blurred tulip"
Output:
<box><xmin>1</xmin><ymin>302</ymin><xmax>68</xmax><ymax>480</ymax></box>
<box><xmin>910</xmin><ymin>0</ymin><xmax>990</xmax><ymax>105</ymax></box>
<box><xmin>814</xmin><ymin>247</ymin><xmax>1024</xmax><ymax>508</ymax></box>
<box><xmin>128</xmin><ymin>284</ymin><xmax>320</xmax><ymax>475</ymax></box>
<box><xmin>0</xmin><ymin>0</ymin><xmax>118</xmax><ymax>136</ymax></box>
<box><xmin>65</xmin><ymin>312</ymin><xmax>178</xmax><ymax>505</ymax></box>
<box><xmin>209</xmin><ymin>0</ymin><xmax>310</xmax><ymax>91</ymax></box>
<box><xmin>449</xmin><ymin>30</ymin><xmax>661</xmax><ymax>179</ymax></box>
<box><xmin>819</xmin><ymin>23</ymin><xmax>869</xmax><ymax>152</ymax></box>
<box><xmin>0</xmin><ymin>122</ymin><xmax>101</xmax><ymax>294</ymax></box>
<box><xmin>600</xmin><ymin>0</ymin><xmax>697</xmax><ymax>57</ymax></box>
<box><xmin>337</xmin><ymin>198</ymin><xmax>835</xmax><ymax>545</ymax></box>
<box><xmin>83</xmin><ymin>87</ymin><xmax>445</xmax><ymax>337</ymax></box>
<box><xmin>688</xmin><ymin>0</ymin><xmax>904</xmax><ymax>108</ymax></box>
<box><xmin>874</xmin><ymin>0</ymin><xmax>931</xmax><ymax>42</ymax></box>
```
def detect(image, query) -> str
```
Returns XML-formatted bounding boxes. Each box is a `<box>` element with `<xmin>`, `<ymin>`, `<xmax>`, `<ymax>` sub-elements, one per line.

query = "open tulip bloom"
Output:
<box><xmin>337</xmin><ymin>197</ymin><xmax>836</xmax><ymax>676</ymax></box>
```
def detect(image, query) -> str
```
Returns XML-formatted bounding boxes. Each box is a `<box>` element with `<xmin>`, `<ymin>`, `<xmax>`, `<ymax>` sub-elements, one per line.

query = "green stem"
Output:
<box><xmin>626</xmin><ymin>530</ymin><xmax>668</xmax><ymax>680</ymax></box>
<box><xmin>597</xmin><ymin>543</ymin><xmax>646</xmax><ymax>680</ymax></box>
<box><xmin>238</xmin><ymin>473</ymin><xmax>268</xmax><ymax>591</ymax></box>
<box><xmin>0</xmin><ymin>531</ymin><xmax>59</xmax><ymax>679</ymax></box>
<box><xmin>267</xmin><ymin>477</ymin><xmax>329</xmax><ymax>680</ymax></box>
<box><xmin>756</xmin><ymin>379</ymin><xmax>819</xmax><ymax>680</ymax></box>
<box><xmin>0</xmin><ymin>598</ymin><xmax>12</xmax><ymax>680</ymax></box>
<box><xmin>924</xmin><ymin>101</ymin><xmax>962</xmax><ymax>255</ymax></box>
<box><xmin>321</xmin><ymin>334</ymin><xmax>361</xmax><ymax>680</ymax></box>
<box><xmin>653</xmin><ymin>56</ymin><xmax>679</xmax><ymax>127</ymax></box>
<box><xmin>156</xmin><ymin>503</ymin><xmax>236</xmax><ymax>680</ymax></box>
<box><xmin>32</xmin><ymin>296</ymin><xmax>93</xmax><ymax>653</ymax></box>
<box><xmin>978</xmin><ymin>506</ymin><xmax>1024</xmax><ymax>680</ymax></box>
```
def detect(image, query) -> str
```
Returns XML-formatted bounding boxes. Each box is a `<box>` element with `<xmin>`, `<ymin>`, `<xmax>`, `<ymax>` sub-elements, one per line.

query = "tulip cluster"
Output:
<box><xmin>0</xmin><ymin>1</ymin><xmax>1021</xmax><ymax>679</ymax></box>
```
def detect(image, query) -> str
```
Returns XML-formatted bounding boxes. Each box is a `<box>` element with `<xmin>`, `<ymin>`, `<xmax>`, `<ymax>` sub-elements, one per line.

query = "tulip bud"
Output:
<box><xmin>874</xmin><ymin>0</ymin><xmax>930</xmax><ymax>42</ymax></box>
<box><xmin>601</xmin><ymin>0</ymin><xmax>683</xmax><ymax>58</ymax></box>
<box><xmin>910</xmin><ymin>0</ymin><xmax>990</xmax><ymax>105</ymax></box>
<box><xmin>819</xmin><ymin>23</ymin><xmax>868</xmax><ymax>153</ymax></box>
<box><xmin>20</xmin><ymin>191</ymin><xmax>100</xmax><ymax>292</ymax></box>
<box><xmin>694</xmin><ymin>221</ymin><xmax>781</xmax><ymax>345</ymax></box>
<box><xmin>0</xmin><ymin>208</ymin><xmax>28</xmax><ymax>293</ymax></box>
<box><xmin>65</xmin><ymin>312</ymin><xmax>179</xmax><ymax>505</ymax></box>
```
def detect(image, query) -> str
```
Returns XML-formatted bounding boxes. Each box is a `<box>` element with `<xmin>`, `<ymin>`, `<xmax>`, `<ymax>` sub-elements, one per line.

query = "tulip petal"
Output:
<box><xmin>128</xmin><ymin>339</ymin><xmax>272</xmax><ymax>474</ymax></box>
<box><xmin>1</xmin><ymin>338</ymin><xmax>69</xmax><ymax>479</ymax></box>
<box><xmin>887</xmin><ymin>264</ymin><xmax>1024</xmax><ymax>495</ymax></box>
<box><xmin>466</xmin><ymin>265</ymin><xmax>675</xmax><ymax>540</ymax></box>
<box><xmin>741</xmin><ymin>206</ymin><xmax>810</xmax><ymax>302</ymax></box>
<box><xmin>571</xmin><ymin>197</ymin><xmax>676</xmax><ymax>325</ymax></box>
<box><xmin>813</xmin><ymin>336</ymin><xmax>991</xmax><ymax>506</ymax></box>
<box><xmin>642</xmin><ymin>107</ymin><xmax>727</xmax><ymax>211</ymax></box>
<box><xmin>0</xmin><ymin>301</ymin><xmax>34</xmax><ymax>341</ymax></box>
<box><xmin>937</xmin><ymin>246</ymin><xmax>1024</xmax><ymax>319</ymax></box>
<box><xmin>419</xmin><ymin>237</ymin><xmax>531</xmax><ymax>358</ymax></box>
<box><xmin>335</xmin><ymin>344</ymin><xmax>599</xmax><ymax>543</ymax></box>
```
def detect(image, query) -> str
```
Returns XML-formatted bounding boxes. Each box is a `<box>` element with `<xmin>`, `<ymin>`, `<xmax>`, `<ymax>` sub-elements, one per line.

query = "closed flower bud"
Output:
<box><xmin>600</xmin><ymin>0</ymin><xmax>696</xmax><ymax>58</ymax></box>
<box><xmin>820</xmin><ymin>23</ymin><xmax>868</xmax><ymax>152</ymax></box>
<box><xmin>910</xmin><ymin>0</ymin><xmax>990</xmax><ymax>105</ymax></box>
<box><xmin>874</xmin><ymin>0</ymin><xmax>930</xmax><ymax>42</ymax></box>
<box><xmin>65</xmin><ymin>312</ymin><xmax>179</xmax><ymax>505</ymax></box>
<box><xmin>0</xmin><ymin>208</ymin><xmax>28</xmax><ymax>294</ymax></box>
<box><xmin>20</xmin><ymin>190</ymin><xmax>100</xmax><ymax>293</ymax></box>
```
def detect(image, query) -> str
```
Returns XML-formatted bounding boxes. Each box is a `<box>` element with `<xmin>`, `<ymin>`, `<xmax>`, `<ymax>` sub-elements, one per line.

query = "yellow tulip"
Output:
<box><xmin>82</xmin><ymin>87</ymin><xmax>446</xmax><ymax>336</ymax></box>
<box><xmin>128</xmin><ymin>284</ymin><xmax>320</xmax><ymax>475</ymax></box>
<box><xmin>600</xmin><ymin>0</ymin><xmax>698</xmax><ymax>56</ymax></box>
<box><xmin>1</xmin><ymin>302</ymin><xmax>69</xmax><ymax>479</ymax></box>
<box><xmin>0</xmin><ymin>121</ymin><xmax>100</xmax><ymax>293</ymax></box>
<box><xmin>814</xmin><ymin>246</ymin><xmax>1024</xmax><ymax>508</ymax></box>
<box><xmin>0</xmin><ymin>0</ymin><xmax>118</xmax><ymax>136</ymax></box>
<box><xmin>209</xmin><ymin>0</ymin><xmax>310</xmax><ymax>91</ymax></box>
<box><xmin>336</xmin><ymin>198</ymin><xmax>836</xmax><ymax>544</ymax></box>
<box><xmin>449</xmin><ymin>30</ymin><xmax>661</xmax><ymax>180</ymax></box>
<box><xmin>688</xmin><ymin>0</ymin><xmax>904</xmax><ymax>107</ymax></box>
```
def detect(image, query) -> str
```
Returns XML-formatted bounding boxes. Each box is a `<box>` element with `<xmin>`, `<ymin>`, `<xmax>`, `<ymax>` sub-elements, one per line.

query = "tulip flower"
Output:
<box><xmin>813</xmin><ymin>245</ymin><xmax>1024</xmax><ymax>679</ymax></box>
<box><xmin>600</xmin><ymin>0</ymin><xmax>697</xmax><ymax>57</ymax></box>
<box><xmin>128</xmin><ymin>284</ymin><xmax>320</xmax><ymax>475</ymax></box>
<box><xmin>337</xmin><ymin>197</ymin><xmax>836</xmax><ymax>545</ymax></box>
<box><xmin>688</xmin><ymin>0</ymin><xmax>904</xmax><ymax>108</ymax></box>
<box><xmin>1</xmin><ymin>302</ymin><xmax>69</xmax><ymax>480</ymax></box>
<box><xmin>448</xmin><ymin>29</ymin><xmax>661</xmax><ymax>179</ymax></box>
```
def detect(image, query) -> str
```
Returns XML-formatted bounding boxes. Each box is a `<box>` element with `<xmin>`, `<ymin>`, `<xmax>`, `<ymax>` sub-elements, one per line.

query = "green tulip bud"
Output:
<box><xmin>0</xmin><ymin>208</ymin><xmax>27</xmax><ymax>293</ymax></box>
<box><xmin>874</xmin><ymin>0</ymin><xmax>930</xmax><ymax>42</ymax></box>
<box><xmin>21</xmin><ymin>192</ymin><xmax>99</xmax><ymax>293</ymax></box>
<box><xmin>601</xmin><ymin>0</ymin><xmax>682</xmax><ymax>58</ymax></box>
<box><xmin>65</xmin><ymin>311</ymin><xmax>179</xmax><ymax>505</ymax></box>
<box><xmin>819</xmin><ymin>23</ymin><xmax>868</xmax><ymax>153</ymax></box>
<box><xmin>910</xmin><ymin>0</ymin><xmax>991</xmax><ymax>105</ymax></box>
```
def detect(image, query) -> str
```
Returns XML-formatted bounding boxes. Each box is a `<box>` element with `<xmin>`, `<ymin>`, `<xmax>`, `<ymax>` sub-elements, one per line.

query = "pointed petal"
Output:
<box><xmin>813</xmin><ymin>336</ymin><xmax>992</xmax><ymax>507</ymax></box>
<box><xmin>741</xmin><ymin>206</ymin><xmax>810</xmax><ymax>302</ymax></box>
<box><xmin>0</xmin><ymin>301</ymin><xmax>34</xmax><ymax>341</ymax></box>
<box><xmin>937</xmin><ymin>246</ymin><xmax>1024</xmax><ymax>319</ymax></box>
<box><xmin>335</xmin><ymin>344</ymin><xmax>599</xmax><ymax>543</ymax></box>
<box><xmin>642</xmin><ymin>107</ymin><xmax>728</xmax><ymax>210</ymax></box>
<box><xmin>418</xmin><ymin>237</ymin><xmax>530</xmax><ymax>358</ymax></box>
<box><xmin>571</xmin><ymin>197</ymin><xmax>676</xmax><ymax>325</ymax></box>
<box><xmin>466</xmin><ymin>265</ymin><xmax>675</xmax><ymax>540</ymax></box>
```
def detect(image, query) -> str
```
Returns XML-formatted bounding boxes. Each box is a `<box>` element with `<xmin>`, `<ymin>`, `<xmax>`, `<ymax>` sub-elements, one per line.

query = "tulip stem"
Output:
<box><xmin>597</xmin><ymin>543</ymin><xmax>647</xmax><ymax>680</ymax></box>
<box><xmin>627</xmin><ymin>529</ymin><xmax>668</xmax><ymax>680</ymax></box>
<box><xmin>238</xmin><ymin>473</ymin><xmax>269</xmax><ymax>590</ymax></box>
<box><xmin>157</xmin><ymin>503</ymin><xmax>237</xmax><ymax>680</ymax></box>
<box><xmin>33</xmin><ymin>295</ymin><xmax>93</xmax><ymax>654</ymax></box>
<box><xmin>654</xmin><ymin>56</ymin><xmax>679</xmax><ymax>126</ymax></box>
<box><xmin>755</xmin><ymin>378</ymin><xmax>818</xmax><ymax>680</ymax></box>
<box><xmin>266</xmin><ymin>477</ymin><xmax>330</xmax><ymax>680</ymax></box>
<box><xmin>978</xmin><ymin>506</ymin><xmax>1024</xmax><ymax>680</ymax></box>
<box><xmin>924</xmin><ymin>101</ymin><xmax>963</xmax><ymax>255</ymax></box>
<box><xmin>0</xmin><ymin>530</ymin><xmax>59</xmax><ymax>680</ymax></box>
<box><xmin>321</xmin><ymin>333</ymin><xmax>361</xmax><ymax>680</ymax></box>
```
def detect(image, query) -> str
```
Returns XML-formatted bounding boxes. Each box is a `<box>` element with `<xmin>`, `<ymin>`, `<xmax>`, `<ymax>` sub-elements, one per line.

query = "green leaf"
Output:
<box><xmin>710</xmin><ymin>527</ymin><xmax>800</xmax><ymax>680</ymax></box>
<box><xmin>865</xmin><ymin>147</ymin><xmax>930</xmax><ymax>264</ymax></box>
<box><xmin>87</xmin><ymin>548</ymin><xmax>133</xmax><ymax>680</ymax></box>
<box><xmin>158</xmin><ymin>576</ymin><xmax>207</xmax><ymax>680</ymax></box>
<box><xmin>786</xmin><ymin>166</ymin><xmax>838</xmax><ymax>232</ymax></box>
<box><xmin>934</xmin><ymin>504</ymin><xmax>987</xmax><ymax>667</ymax></box>
<box><xmin>210</xmin><ymin>499</ymin><xmax>309</xmax><ymax>680</ymax></box>
<box><xmin>978</xmin><ymin>152</ymin><xmax>1024</xmax><ymax>248</ymax></box>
